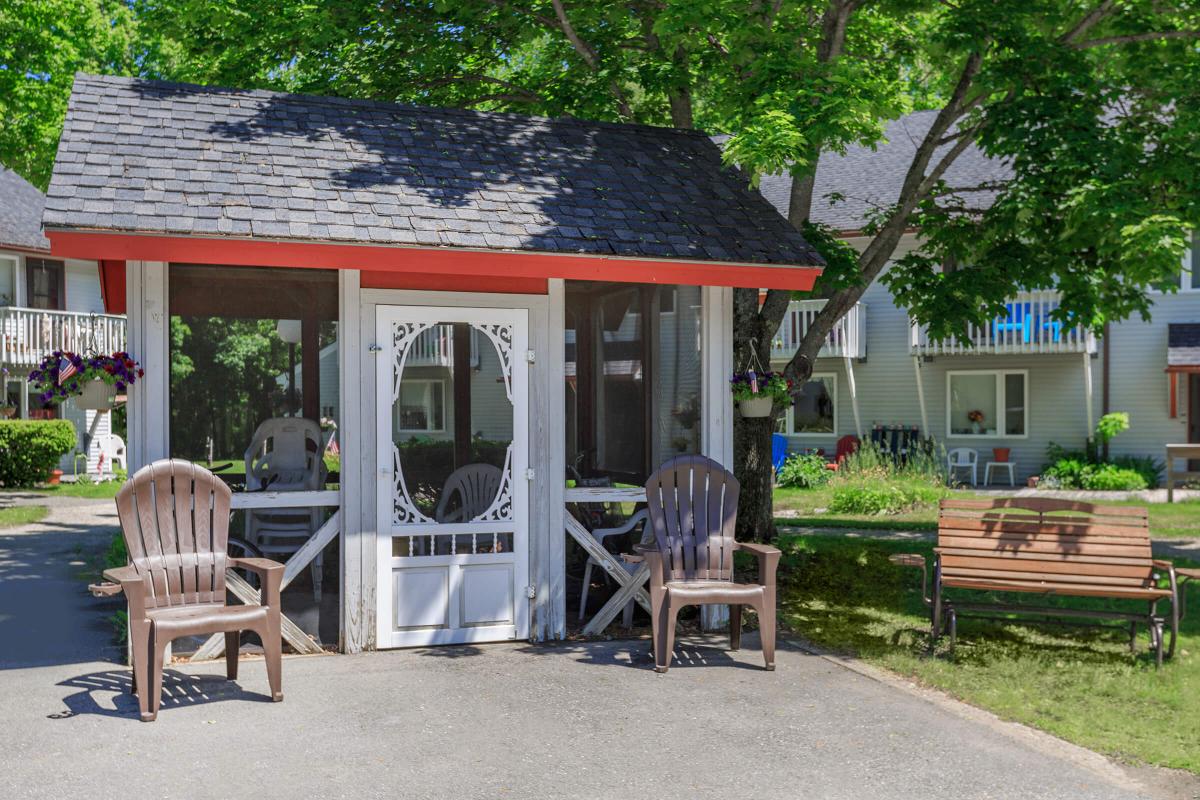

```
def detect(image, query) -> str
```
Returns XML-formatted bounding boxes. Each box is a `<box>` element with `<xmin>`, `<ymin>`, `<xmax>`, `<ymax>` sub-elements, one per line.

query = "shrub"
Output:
<box><xmin>1079</xmin><ymin>464</ymin><xmax>1149</xmax><ymax>491</ymax></box>
<box><xmin>1111</xmin><ymin>454</ymin><xmax>1161</xmax><ymax>488</ymax></box>
<box><xmin>1042</xmin><ymin>456</ymin><xmax>1088</xmax><ymax>489</ymax></box>
<box><xmin>0</xmin><ymin>420</ymin><xmax>77</xmax><ymax>486</ymax></box>
<box><xmin>777</xmin><ymin>453</ymin><xmax>831</xmax><ymax>489</ymax></box>
<box><xmin>828</xmin><ymin>475</ymin><xmax>947</xmax><ymax>515</ymax></box>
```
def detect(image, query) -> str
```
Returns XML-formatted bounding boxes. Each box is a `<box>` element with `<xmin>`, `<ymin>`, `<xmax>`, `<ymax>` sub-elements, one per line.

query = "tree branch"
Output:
<box><xmin>1058</xmin><ymin>0</ymin><xmax>1115</xmax><ymax>44</ymax></box>
<box><xmin>550</xmin><ymin>0</ymin><xmax>635</xmax><ymax>118</ymax></box>
<box><xmin>1074</xmin><ymin>30</ymin><xmax>1200</xmax><ymax>48</ymax></box>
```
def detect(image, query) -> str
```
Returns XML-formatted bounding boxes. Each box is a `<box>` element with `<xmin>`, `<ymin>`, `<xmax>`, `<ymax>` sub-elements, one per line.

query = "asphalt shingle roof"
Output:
<box><xmin>44</xmin><ymin>74</ymin><xmax>823</xmax><ymax>267</ymax></box>
<box><xmin>750</xmin><ymin>110</ymin><xmax>1011</xmax><ymax>232</ymax></box>
<box><xmin>0</xmin><ymin>167</ymin><xmax>50</xmax><ymax>252</ymax></box>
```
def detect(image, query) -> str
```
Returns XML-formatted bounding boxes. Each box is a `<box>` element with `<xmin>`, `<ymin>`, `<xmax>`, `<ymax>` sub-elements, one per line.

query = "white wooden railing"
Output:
<box><xmin>909</xmin><ymin>290</ymin><xmax>1096</xmax><ymax>355</ymax></box>
<box><xmin>772</xmin><ymin>299</ymin><xmax>867</xmax><ymax>360</ymax></box>
<box><xmin>0</xmin><ymin>307</ymin><xmax>127</xmax><ymax>368</ymax></box>
<box><xmin>407</xmin><ymin>325</ymin><xmax>481</xmax><ymax>368</ymax></box>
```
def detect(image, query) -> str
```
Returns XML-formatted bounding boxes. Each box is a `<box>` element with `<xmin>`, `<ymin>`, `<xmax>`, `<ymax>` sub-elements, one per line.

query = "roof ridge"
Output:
<box><xmin>72</xmin><ymin>72</ymin><xmax>713</xmax><ymax>141</ymax></box>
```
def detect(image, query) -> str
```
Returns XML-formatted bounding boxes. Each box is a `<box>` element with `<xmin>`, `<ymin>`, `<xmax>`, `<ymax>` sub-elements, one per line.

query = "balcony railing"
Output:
<box><xmin>910</xmin><ymin>290</ymin><xmax>1096</xmax><ymax>356</ymax></box>
<box><xmin>772</xmin><ymin>300</ymin><xmax>867</xmax><ymax>361</ymax></box>
<box><xmin>407</xmin><ymin>325</ymin><xmax>481</xmax><ymax>368</ymax></box>
<box><xmin>0</xmin><ymin>307</ymin><xmax>127</xmax><ymax>368</ymax></box>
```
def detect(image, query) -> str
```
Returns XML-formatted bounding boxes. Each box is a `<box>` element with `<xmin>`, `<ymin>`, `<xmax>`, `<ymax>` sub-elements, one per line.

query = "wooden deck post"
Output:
<box><xmin>912</xmin><ymin>356</ymin><xmax>930</xmax><ymax>438</ymax></box>
<box><xmin>844</xmin><ymin>355</ymin><xmax>863</xmax><ymax>438</ymax></box>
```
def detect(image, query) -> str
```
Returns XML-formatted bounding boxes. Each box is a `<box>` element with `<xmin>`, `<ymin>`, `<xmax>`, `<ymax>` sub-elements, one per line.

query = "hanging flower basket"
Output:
<box><xmin>77</xmin><ymin>379</ymin><xmax>117</xmax><ymax>410</ymax></box>
<box><xmin>731</xmin><ymin>369</ymin><xmax>791</xmax><ymax>418</ymax></box>
<box><xmin>738</xmin><ymin>396</ymin><xmax>775</xmax><ymax>417</ymax></box>
<box><xmin>27</xmin><ymin>351</ymin><xmax>143</xmax><ymax>408</ymax></box>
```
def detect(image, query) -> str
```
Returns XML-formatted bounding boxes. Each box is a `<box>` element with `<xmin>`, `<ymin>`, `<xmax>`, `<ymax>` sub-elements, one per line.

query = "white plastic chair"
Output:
<box><xmin>96</xmin><ymin>434</ymin><xmax>127</xmax><ymax>475</ymax></box>
<box><xmin>947</xmin><ymin>447</ymin><xmax>979</xmax><ymax>486</ymax></box>
<box><xmin>579</xmin><ymin>509</ymin><xmax>648</xmax><ymax>628</ymax></box>
<box><xmin>244</xmin><ymin>418</ymin><xmax>326</xmax><ymax>601</ymax></box>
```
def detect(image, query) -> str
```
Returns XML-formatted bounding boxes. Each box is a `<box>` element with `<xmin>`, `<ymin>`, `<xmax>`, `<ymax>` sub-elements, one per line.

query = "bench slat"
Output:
<box><xmin>936</xmin><ymin>546</ymin><xmax>1156</xmax><ymax>568</ymax></box>
<box><xmin>940</xmin><ymin>497</ymin><xmax>1149</xmax><ymax>518</ymax></box>
<box><xmin>944</xmin><ymin>565</ymin><xmax>1150</xmax><ymax>586</ymax></box>
<box><xmin>940</xmin><ymin>554</ymin><xmax>1154</xmax><ymax>580</ymax></box>
<box><xmin>942</xmin><ymin>576</ymin><xmax>1171</xmax><ymax>600</ymax></box>
<box><xmin>938</xmin><ymin>517</ymin><xmax>1149</xmax><ymax>539</ymax></box>
<box><xmin>936</xmin><ymin>535</ymin><xmax>1152</xmax><ymax>559</ymax></box>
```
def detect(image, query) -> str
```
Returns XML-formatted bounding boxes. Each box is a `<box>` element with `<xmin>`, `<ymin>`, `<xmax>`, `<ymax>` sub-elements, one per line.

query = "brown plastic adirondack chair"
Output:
<box><xmin>636</xmin><ymin>455</ymin><xmax>780</xmax><ymax>672</ymax></box>
<box><xmin>98</xmin><ymin>459</ymin><xmax>284</xmax><ymax>721</ymax></box>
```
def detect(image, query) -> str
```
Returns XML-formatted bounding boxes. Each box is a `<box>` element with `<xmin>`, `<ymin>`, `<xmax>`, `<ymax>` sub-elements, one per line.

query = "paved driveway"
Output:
<box><xmin>0</xmin><ymin>502</ymin><xmax>1167</xmax><ymax>800</ymax></box>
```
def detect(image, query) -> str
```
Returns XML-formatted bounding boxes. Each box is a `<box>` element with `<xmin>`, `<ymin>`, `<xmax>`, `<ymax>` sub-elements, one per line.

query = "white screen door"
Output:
<box><xmin>375</xmin><ymin>305</ymin><xmax>529</xmax><ymax>647</ymax></box>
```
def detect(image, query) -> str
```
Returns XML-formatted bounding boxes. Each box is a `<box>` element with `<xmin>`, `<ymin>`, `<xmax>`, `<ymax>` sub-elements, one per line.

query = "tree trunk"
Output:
<box><xmin>733</xmin><ymin>413</ymin><xmax>778</xmax><ymax>541</ymax></box>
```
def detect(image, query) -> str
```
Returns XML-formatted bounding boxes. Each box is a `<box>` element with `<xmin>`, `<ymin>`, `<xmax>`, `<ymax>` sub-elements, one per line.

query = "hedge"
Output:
<box><xmin>0</xmin><ymin>420</ymin><xmax>78</xmax><ymax>487</ymax></box>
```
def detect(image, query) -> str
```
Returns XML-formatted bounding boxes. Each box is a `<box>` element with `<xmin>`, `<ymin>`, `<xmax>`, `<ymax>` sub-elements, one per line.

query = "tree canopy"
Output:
<box><xmin>6</xmin><ymin>0</ymin><xmax>1200</xmax><ymax>534</ymax></box>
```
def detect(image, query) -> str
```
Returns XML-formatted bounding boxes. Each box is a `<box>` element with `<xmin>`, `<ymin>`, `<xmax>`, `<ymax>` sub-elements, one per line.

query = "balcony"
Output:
<box><xmin>772</xmin><ymin>299</ymin><xmax>867</xmax><ymax>361</ymax></box>
<box><xmin>909</xmin><ymin>290</ymin><xmax>1097</xmax><ymax>356</ymax></box>
<box><xmin>0</xmin><ymin>307</ymin><xmax>127</xmax><ymax>369</ymax></box>
<box><xmin>406</xmin><ymin>325</ymin><xmax>482</xmax><ymax>368</ymax></box>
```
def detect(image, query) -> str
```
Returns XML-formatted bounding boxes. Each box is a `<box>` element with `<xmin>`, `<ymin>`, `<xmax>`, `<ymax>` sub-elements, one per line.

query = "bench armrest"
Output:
<box><xmin>889</xmin><ymin>553</ymin><xmax>931</xmax><ymax>606</ymax></box>
<box><xmin>734</xmin><ymin>541</ymin><xmax>781</xmax><ymax>588</ymax></box>
<box><xmin>229</xmin><ymin>557</ymin><xmax>284</xmax><ymax>608</ymax></box>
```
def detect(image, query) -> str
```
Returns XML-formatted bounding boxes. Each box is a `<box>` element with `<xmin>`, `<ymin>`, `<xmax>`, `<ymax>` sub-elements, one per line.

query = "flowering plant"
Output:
<box><xmin>28</xmin><ymin>351</ymin><xmax>144</xmax><ymax>406</ymax></box>
<box><xmin>730</xmin><ymin>370</ymin><xmax>792</xmax><ymax>405</ymax></box>
<box><xmin>967</xmin><ymin>409</ymin><xmax>985</xmax><ymax>423</ymax></box>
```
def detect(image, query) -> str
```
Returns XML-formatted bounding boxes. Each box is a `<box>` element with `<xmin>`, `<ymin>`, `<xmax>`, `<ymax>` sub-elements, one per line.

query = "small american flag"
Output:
<box><xmin>57</xmin><ymin>357</ymin><xmax>77</xmax><ymax>384</ymax></box>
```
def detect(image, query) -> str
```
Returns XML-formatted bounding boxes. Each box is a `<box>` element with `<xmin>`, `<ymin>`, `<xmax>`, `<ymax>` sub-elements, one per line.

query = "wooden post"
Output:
<box><xmin>301</xmin><ymin>315</ymin><xmax>320</xmax><ymax>423</ymax></box>
<box><xmin>700</xmin><ymin>285</ymin><xmax>732</xmax><ymax>631</ymax></box>
<box><xmin>125</xmin><ymin>261</ymin><xmax>169</xmax><ymax>470</ymax></box>
<box><xmin>452</xmin><ymin>322</ymin><xmax>472</xmax><ymax>468</ymax></box>
<box><xmin>338</xmin><ymin>270</ymin><xmax>372</xmax><ymax>653</ymax></box>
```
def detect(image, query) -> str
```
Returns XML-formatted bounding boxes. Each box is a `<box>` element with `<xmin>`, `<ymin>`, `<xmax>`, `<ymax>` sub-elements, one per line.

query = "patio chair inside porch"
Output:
<box><xmin>244</xmin><ymin>417</ymin><xmax>326</xmax><ymax>601</ymax></box>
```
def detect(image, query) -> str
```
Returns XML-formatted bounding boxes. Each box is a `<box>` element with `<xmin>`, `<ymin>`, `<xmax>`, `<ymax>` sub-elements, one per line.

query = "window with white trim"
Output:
<box><xmin>395</xmin><ymin>379</ymin><xmax>446</xmax><ymax>432</ymax></box>
<box><xmin>947</xmin><ymin>370</ymin><xmax>1027</xmax><ymax>438</ymax></box>
<box><xmin>782</xmin><ymin>374</ymin><xmax>837</xmax><ymax>436</ymax></box>
<box><xmin>0</xmin><ymin>256</ymin><xmax>16</xmax><ymax>306</ymax></box>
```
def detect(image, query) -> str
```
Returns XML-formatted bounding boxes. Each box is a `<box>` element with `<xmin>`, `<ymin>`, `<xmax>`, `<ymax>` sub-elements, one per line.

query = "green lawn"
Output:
<box><xmin>0</xmin><ymin>505</ymin><xmax>48</xmax><ymax>527</ymax></box>
<box><xmin>32</xmin><ymin>479</ymin><xmax>124</xmax><ymax>500</ymax></box>
<box><xmin>769</xmin><ymin>533</ymin><xmax>1200</xmax><ymax>772</ymax></box>
<box><xmin>775</xmin><ymin>486</ymin><xmax>1200</xmax><ymax>538</ymax></box>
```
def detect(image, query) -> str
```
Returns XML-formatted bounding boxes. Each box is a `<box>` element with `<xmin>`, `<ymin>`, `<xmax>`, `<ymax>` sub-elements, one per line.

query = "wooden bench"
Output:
<box><xmin>892</xmin><ymin>498</ymin><xmax>1191</xmax><ymax>666</ymax></box>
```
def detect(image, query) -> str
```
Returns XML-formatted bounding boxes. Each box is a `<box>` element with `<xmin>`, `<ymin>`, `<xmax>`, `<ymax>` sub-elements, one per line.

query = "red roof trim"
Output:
<box><xmin>45</xmin><ymin>230</ymin><xmax>822</xmax><ymax>291</ymax></box>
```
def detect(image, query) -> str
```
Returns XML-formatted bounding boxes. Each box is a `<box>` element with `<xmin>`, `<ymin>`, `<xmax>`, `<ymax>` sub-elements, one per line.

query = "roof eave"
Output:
<box><xmin>45</xmin><ymin>228</ymin><xmax>823</xmax><ymax>291</ymax></box>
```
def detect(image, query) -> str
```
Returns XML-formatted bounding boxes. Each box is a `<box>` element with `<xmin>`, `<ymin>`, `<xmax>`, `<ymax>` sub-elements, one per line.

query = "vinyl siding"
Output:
<box><xmin>772</xmin><ymin>233</ymin><xmax>1105</xmax><ymax>483</ymax></box>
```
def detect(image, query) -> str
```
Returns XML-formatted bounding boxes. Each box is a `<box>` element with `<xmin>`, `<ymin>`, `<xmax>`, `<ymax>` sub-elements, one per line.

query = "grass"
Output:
<box><xmin>775</xmin><ymin>486</ymin><xmax>1200</xmax><ymax>538</ymax></box>
<box><xmin>30</xmin><ymin>478</ymin><xmax>124</xmax><ymax>499</ymax></box>
<box><xmin>0</xmin><ymin>505</ymin><xmax>48</xmax><ymax>528</ymax></box>
<box><xmin>768</xmin><ymin>533</ymin><xmax>1200</xmax><ymax>772</ymax></box>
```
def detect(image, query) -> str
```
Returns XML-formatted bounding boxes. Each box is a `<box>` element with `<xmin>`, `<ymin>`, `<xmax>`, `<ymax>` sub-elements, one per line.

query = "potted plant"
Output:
<box><xmin>731</xmin><ymin>370</ymin><xmax>791</xmax><ymax>418</ymax></box>
<box><xmin>993</xmin><ymin>447</ymin><xmax>1011</xmax><ymax>462</ymax></box>
<box><xmin>28</xmin><ymin>350</ymin><xmax>144</xmax><ymax>410</ymax></box>
<box><xmin>967</xmin><ymin>409</ymin><xmax>985</xmax><ymax>434</ymax></box>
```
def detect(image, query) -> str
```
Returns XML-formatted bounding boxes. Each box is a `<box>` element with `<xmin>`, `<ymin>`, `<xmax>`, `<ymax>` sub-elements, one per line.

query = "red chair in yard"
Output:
<box><xmin>826</xmin><ymin>435</ymin><xmax>859</xmax><ymax>471</ymax></box>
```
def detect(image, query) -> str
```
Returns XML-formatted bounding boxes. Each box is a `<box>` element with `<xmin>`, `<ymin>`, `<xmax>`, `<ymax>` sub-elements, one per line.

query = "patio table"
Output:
<box><xmin>564</xmin><ymin>486</ymin><xmax>653</xmax><ymax>635</ymax></box>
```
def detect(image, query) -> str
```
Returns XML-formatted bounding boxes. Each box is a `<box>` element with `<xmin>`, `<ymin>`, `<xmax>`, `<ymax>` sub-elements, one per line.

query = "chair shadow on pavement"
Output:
<box><xmin>516</xmin><ymin>632</ymin><xmax>786</xmax><ymax>671</ymax></box>
<box><xmin>54</xmin><ymin>669</ymin><xmax>274</xmax><ymax>721</ymax></box>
